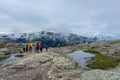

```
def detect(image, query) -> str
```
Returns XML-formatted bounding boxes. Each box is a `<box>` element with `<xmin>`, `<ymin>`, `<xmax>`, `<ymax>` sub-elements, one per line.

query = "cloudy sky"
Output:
<box><xmin>0</xmin><ymin>0</ymin><xmax>120</xmax><ymax>37</ymax></box>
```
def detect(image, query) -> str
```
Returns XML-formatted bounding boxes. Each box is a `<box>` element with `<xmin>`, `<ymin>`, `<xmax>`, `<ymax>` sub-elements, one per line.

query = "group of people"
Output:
<box><xmin>23</xmin><ymin>42</ymin><xmax>45</xmax><ymax>53</ymax></box>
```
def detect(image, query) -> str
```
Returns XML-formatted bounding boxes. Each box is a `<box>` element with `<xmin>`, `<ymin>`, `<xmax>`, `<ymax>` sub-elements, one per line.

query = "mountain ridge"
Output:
<box><xmin>0</xmin><ymin>31</ymin><xmax>114</xmax><ymax>47</ymax></box>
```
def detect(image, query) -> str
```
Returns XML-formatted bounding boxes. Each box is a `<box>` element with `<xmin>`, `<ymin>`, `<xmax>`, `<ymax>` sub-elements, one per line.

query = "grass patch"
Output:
<box><xmin>84</xmin><ymin>50</ymin><xmax>120</xmax><ymax>70</ymax></box>
<box><xmin>109</xmin><ymin>40</ymin><xmax>120</xmax><ymax>44</ymax></box>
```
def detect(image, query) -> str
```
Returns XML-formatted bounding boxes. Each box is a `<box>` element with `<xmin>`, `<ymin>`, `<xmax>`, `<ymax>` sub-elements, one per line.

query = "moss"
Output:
<box><xmin>84</xmin><ymin>50</ymin><xmax>120</xmax><ymax>70</ymax></box>
<box><xmin>0</xmin><ymin>56</ymin><xmax>8</xmax><ymax>61</ymax></box>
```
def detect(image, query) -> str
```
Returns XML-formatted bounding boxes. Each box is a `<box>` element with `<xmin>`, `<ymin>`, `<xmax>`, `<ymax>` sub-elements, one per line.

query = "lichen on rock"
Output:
<box><xmin>80</xmin><ymin>69</ymin><xmax>120</xmax><ymax>80</ymax></box>
<box><xmin>53</xmin><ymin>56</ymin><xmax>77</xmax><ymax>69</ymax></box>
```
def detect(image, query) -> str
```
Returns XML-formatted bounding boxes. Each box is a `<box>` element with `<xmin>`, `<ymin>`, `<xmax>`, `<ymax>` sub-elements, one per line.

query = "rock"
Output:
<box><xmin>27</xmin><ymin>64</ymin><xmax>36</xmax><ymax>69</ymax></box>
<box><xmin>80</xmin><ymin>69</ymin><xmax>120</xmax><ymax>80</ymax></box>
<box><xmin>53</xmin><ymin>57</ymin><xmax>76</xmax><ymax>69</ymax></box>
<box><xmin>15</xmin><ymin>54</ymin><xmax>24</xmax><ymax>57</ymax></box>
<box><xmin>104</xmin><ymin>44</ymin><xmax>111</xmax><ymax>47</ymax></box>
<box><xmin>14</xmin><ymin>75</ymin><xmax>18</xmax><ymax>77</ymax></box>
<box><xmin>26</xmin><ymin>74</ymin><xmax>30</xmax><ymax>76</ymax></box>
<box><xmin>11</xmin><ymin>60</ymin><xmax>26</xmax><ymax>69</ymax></box>
<box><xmin>13</xmin><ymin>64</ymin><xmax>25</xmax><ymax>69</ymax></box>
<box><xmin>90</xmin><ymin>46</ymin><xmax>96</xmax><ymax>49</ymax></box>
<box><xmin>109</xmin><ymin>49</ymin><xmax>115</xmax><ymax>55</ymax></box>
<box><xmin>90</xmin><ymin>44</ymin><xmax>98</xmax><ymax>49</ymax></box>
<box><xmin>109</xmin><ymin>48</ymin><xmax>120</xmax><ymax>56</ymax></box>
<box><xmin>37</xmin><ymin>54</ymin><xmax>53</xmax><ymax>63</ymax></box>
<box><xmin>0</xmin><ymin>48</ymin><xmax>10</xmax><ymax>55</ymax></box>
<box><xmin>0</xmin><ymin>40</ymin><xmax>9</xmax><ymax>48</ymax></box>
<box><xmin>48</xmin><ymin>52</ymin><xmax>60</xmax><ymax>57</ymax></box>
<box><xmin>114</xmin><ymin>49</ymin><xmax>120</xmax><ymax>56</ymax></box>
<box><xmin>101</xmin><ymin>52</ymin><xmax>108</xmax><ymax>54</ymax></box>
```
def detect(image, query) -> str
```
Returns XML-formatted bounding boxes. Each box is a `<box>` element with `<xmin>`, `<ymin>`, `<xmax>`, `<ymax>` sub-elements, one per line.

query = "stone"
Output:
<box><xmin>104</xmin><ymin>44</ymin><xmax>111</xmax><ymax>47</ymax></box>
<box><xmin>0</xmin><ymin>48</ymin><xmax>10</xmax><ymax>55</ymax></box>
<box><xmin>37</xmin><ymin>54</ymin><xmax>53</xmax><ymax>63</ymax></box>
<box><xmin>53</xmin><ymin>57</ymin><xmax>76</xmax><ymax>69</ymax></box>
<box><xmin>15</xmin><ymin>54</ymin><xmax>24</xmax><ymax>57</ymax></box>
<box><xmin>14</xmin><ymin>75</ymin><xmax>18</xmax><ymax>77</ymax></box>
<box><xmin>80</xmin><ymin>69</ymin><xmax>120</xmax><ymax>80</ymax></box>
<box><xmin>114</xmin><ymin>49</ymin><xmax>120</xmax><ymax>56</ymax></box>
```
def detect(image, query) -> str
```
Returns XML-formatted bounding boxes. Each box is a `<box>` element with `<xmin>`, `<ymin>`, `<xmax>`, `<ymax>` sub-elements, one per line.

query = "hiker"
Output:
<box><xmin>35</xmin><ymin>42</ymin><xmax>40</xmax><ymax>52</ymax></box>
<box><xmin>40</xmin><ymin>46</ymin><xmax>43</xmax><ymax>52</ymax></box>
<box><xmin>26</xmin><ymin>44</ymin><xmax>28</xmax><ymax>52</ymax></box>
<box><xmin>23</xmin><ymin>45</ymin><xmax>26</xmax><ymax>53</ymax></box>
<box><xmin>28</xmin><ymin>42</ymin><xmax>33</xmax><ymax>52</ymax></box>
<box><xmin>45</xmin><ymin>45</ymin><xmax>48</xmax><ymax>51</ymax></box>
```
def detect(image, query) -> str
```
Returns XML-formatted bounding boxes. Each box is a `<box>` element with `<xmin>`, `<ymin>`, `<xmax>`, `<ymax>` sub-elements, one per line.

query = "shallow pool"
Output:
<box><xmin>67</xmin><ymin>51</ymin><xmax>95</xmax><ymax>66</ymax></box>
<box><xmin>0</xmin><ymin>54</ymin><xmax>23</xmax><ymax>64</ymax></box>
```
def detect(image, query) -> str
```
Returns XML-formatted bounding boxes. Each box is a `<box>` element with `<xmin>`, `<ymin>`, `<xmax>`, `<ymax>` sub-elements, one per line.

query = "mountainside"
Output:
<box><xmin>0</xmin><ymin>31</ymin><xmax>113</xmax><ymax>47</ymax></box>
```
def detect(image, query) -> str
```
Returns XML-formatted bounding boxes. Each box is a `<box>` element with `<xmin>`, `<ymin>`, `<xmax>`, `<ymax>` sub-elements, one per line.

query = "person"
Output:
<box><xmin>26</xmin><ymin>44</ymin><xmax>28</xmax><ymax>52</ymax></box>
<box><xmin>40</xmin><ymin>46</ymin><xmax>43</xmax><ymax>52</ymax></box>
<box><xmin>35</xmin><ymin>42</ymin><xmax>41</xmax><ymax>52</ymax></box>
<box><xmin>45</xmin><ymin>45</ymin><xmax>48</xmax><ymax>51</ymax></box>
<box><xmin>28</xmin><ymin>42</ymin><xmax>33</xmax><ymax>52</ymax></box>
<box><xmin>23</xmin><ymin>45</ymin><xmax>26</xmax><ymax>53</ymax></box>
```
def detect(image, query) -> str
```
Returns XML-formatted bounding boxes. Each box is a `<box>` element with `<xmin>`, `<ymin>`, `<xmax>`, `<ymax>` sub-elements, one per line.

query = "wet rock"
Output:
<box><xmin>80</xmin><ymin>69</ymin><xmax>120</xmax><ymax>80</ymax></box>
<box><xmin>53</xmin><ymin>57</ymin><xmax>76</xmax><ymax>69</ymax></box>
<box><xmin>15</xmin><ymin>54</ymin><xmax>24</xmax><ymax>57</ymax></box>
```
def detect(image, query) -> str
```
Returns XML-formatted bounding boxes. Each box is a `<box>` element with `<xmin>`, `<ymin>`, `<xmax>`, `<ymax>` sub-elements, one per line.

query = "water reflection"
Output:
<box><xmin>67</xmin><ymin>51</ymin><xmax>95</xmax><ymax>66</ymax></box>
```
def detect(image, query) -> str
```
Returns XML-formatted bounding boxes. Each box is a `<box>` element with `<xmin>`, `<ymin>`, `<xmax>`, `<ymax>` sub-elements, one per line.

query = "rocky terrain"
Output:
<box><xmin>0</xmin><ymin>40</ymin><xmax>120</xmax><ymax>80</ymax></box>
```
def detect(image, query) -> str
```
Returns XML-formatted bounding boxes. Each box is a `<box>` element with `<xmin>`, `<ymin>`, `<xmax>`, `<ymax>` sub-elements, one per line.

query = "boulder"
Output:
<box><xmin>53</xmin><ymin>57</ymin><xmax>76</xmax><ymax>69</ymax></box>
<box><xmin>0</xmin><ymin>48</ymin><xmax>10</xmax><ymax>55</ymax></box>
<box><xmin>36</xmin><ymin>54</ymin><xmax>53</xmax><ymax>63</ymax></box>
<box><xmin>80</xmin><ymin>69</ymin><xmax>120</xmax><ymax>80</ymax></box>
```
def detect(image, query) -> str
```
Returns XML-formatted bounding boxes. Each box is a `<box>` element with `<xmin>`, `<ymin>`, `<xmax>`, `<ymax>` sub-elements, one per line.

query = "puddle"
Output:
<box><xmin>67</xmin><ymin>51</ymin><xmax>95</xmax><ymax>67</ymax></box>
<box><xmin>0</xmin><ymin>54</ymin><xmax>23</xmax><ymax>64</ymax></box>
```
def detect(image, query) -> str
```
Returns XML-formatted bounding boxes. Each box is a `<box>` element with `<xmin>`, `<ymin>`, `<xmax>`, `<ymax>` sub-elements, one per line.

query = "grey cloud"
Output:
<box><xmin>0</xmin><ymin>0</ymin><xmax>120</xmax><ymax>37</ymax></box>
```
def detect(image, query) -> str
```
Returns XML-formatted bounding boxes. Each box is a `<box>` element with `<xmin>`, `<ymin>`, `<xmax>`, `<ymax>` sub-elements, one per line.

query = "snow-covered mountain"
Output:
<box><xmin>0</xmin><ymin>31</ymin><xmax>114</xmax><ymax>47</ymax></box>
<box><xmin>0</xmin><ymin>31</ymin><xmax>65</xmax><ymax>39</ymax></box>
